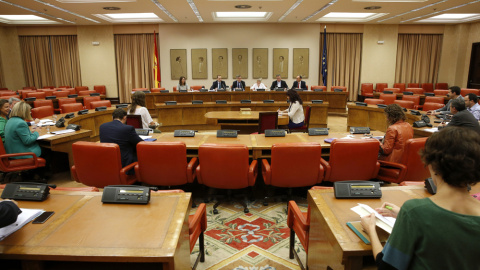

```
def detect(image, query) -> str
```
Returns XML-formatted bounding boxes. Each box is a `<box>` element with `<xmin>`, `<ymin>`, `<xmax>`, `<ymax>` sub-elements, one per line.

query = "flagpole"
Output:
<box><xmin>321</xmin><ymin>26</ymin><xmax>328</xmax><ymax>87</ymax></box>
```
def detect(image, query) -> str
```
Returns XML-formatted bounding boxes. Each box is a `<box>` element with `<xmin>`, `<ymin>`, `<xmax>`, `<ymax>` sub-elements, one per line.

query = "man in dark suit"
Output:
<box><xmin>231</xmin><ymin>75</ymin><xmax>246</xmax><ymax>90</ymax></box>
<box><xmin>210</xmin><ymin>75</ymin><xmax>226</xmax><ymax>90</ymax></box>
<box><xmin>443</xmin><ymin>99</ymin><xmax>480</xmax><ymax>134</ymax></box>
<box><xmin>292</xmin><ymin>75</ymin><xmax>307</xmax><ymax>90</ymax></box>
<box><xmin>270</xmin><ymin>74</ymin><xmax>288</xmax><ymax>90</ymax></box>
<box><xmin>99</xmin><ymin>108</ymin><xmax>143</xmax><ymax>173</ymax></box>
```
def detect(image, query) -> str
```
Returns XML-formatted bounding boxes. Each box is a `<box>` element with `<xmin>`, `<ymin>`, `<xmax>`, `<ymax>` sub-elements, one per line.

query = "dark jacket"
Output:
<box><xmin>99</xmin><ymin>120</ymin><xmax>143</xmax><ymax>168</ymax></box>
<box><xmin>231</xmin><ymin>80</ymin><xmax>246</xmax><ymax>90</ymax></box>
<box><xmin>210</xmin><ymin>80</ymin><xmax>227</xmax><ymax>90</ymax></box>
<box><xmin>447</xmin><ymin>110</ymin><xmax>480</xmax><ymax>134</ymax></box>
<box><xmin>292</xmin><ymin>81</ymin><xmax>307</xmax><ymax>90</ymax></box>
<box><xmin>270</xmin><ymin>80</ymin><xmax>289</xmax><ymax>90</ymax></box>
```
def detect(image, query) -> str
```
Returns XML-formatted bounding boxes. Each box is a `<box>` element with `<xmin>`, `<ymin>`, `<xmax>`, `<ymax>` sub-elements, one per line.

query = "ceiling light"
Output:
<box><xmin>377</xmin><ymin>0</ymin><xmax>447</xmax><ymax>22</ymax></box>
<box><xmin>235</xmin><ymin>5</ymin><xmax>252</xmax><ymax>9</ymax></box>
<box><xmin>105</xmin><ymin>13</ymin><xmax>158</xmax><ymax>19</ymax></box>
<box><xmin>187</xmin><ymin>0</ymin><xmax>203</xmax><ymax>22</ymax></box>
<box><xmin>278</xmin><ymin>0</ymin><xmax>304</xmax><ymax>21</ymax></box>
<box><xmin>302</xmin><ymin>0</ymin><xmax>338</xmax><ymax>22</ymax></box>
<box><xmin>432</xmin><ymin>13</ymin><xmax>478</xmax><ymax>19</ymax></box>
<box><xmin>0</xmin><ymin>15</ymin><xmax>47</xmax><ymax>20</ymax></box>
<box><xmin>103</xmin><ymin>7</ymin><xmax>121</xmax><ymax>11</ymax></box>
<box><xmin>0</xmin><ymin>0</ymin><xmax>75</xmax><ymax>24</ymax></box>
<box><xmin>216</xmin><ymin>12</ymin><xmax>267</xmax><ymax>18</ymax></box>
<box><xmin>150</xmin><ymin>0</ymin><xmax>178</xmax><ymax>22</ymax></box>
<box><xmin>401</xmin><ymin>0</ymin><xmax>480</xmax><ymax>23</ymax></box>
<box><xmin>324</xmin><ymin>12</ymin><xmax>375</xmax><ymax>18</ymax></box>
<box><xmin>34</xmin><ymin>0</ymin><xmax>100</xmax><ymax>23</ymax></box>
<box><xmin>318</xmin><ymin>12</ymin><xmax>386</xmax><ymax>22</ymax></box>
<box><xmin>57</xmin><ymin>0</ymin><xmax>135</xmax><ymax>2</ymax></box>
<box><xmin>364</xmin><ymin>6</ymin><xmax>381</xmax><ymax>10</ymax></box>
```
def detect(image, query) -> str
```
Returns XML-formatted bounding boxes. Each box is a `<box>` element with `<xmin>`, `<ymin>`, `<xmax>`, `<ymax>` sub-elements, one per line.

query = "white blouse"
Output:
<box><xmin>288</xmin><ymin>101</ymin><xmax>305</xmax><ymax>124</ymax></box>
<box><xmin>127</xmin><ymin>106</ymin><xmax>153</xmax><ymax>129</ymax></box>
<box><xmin>251</xmin><ymin>83</ymin><xmax>268</xmax><ymax>91</ymax></box>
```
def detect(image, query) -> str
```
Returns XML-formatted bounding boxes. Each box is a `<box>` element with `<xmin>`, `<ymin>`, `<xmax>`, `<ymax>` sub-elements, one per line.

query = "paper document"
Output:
<box><xmin>423</xmin><ymin>127</ymin><xmax>439</xmax><ymax>133</ymax></box>
<box><xmin>51</xmin><ymin>129</ymin><xmax>75</xmax><ymax>135</ymax></box>
<box><xmin>139</xmin><ymin>135</ymin><xmax>152</xmax><ymax>140</ymax></box>
<box><xmin>37</xmin><ymin>134</ymin><xmax>55</xmax><ymax>140</ymax></box>
<box><xmin>351</xmin><ymin>203</ymin><xmax>396</xmax><ymax>234</ymax></box>
<box><xmin>0</xmin><ymin>208</ymin><xmax>44</xmax><ymax>241</ymax></box>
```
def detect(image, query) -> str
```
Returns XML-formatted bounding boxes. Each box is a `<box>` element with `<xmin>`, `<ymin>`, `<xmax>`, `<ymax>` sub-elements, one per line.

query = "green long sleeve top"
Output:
<box><xmin>0</xmin><ymin>116</ymin><xmax>6</xmax><ymax>142</ymax></box>
<box><xmin>4</xmin><ymin>116</ymin><xmax>41</xmax><ymax>159</ymax></box>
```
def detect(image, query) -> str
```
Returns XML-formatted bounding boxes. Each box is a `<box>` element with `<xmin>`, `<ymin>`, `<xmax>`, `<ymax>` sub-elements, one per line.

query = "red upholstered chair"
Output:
<box><xmin>57</xmin><ymin>98</ymin><xmax>77</xmax><ymax>113</ymax></box>
<box><xmin>405</xmin><ymin>88</ymin><xmax>424</xmax><ymax>95</ymax></box>
<box><xmin>435</xmin><ymin>83</ymin><xmax>448</xmax><ymax>90</ymax></box>
<box><xmin>78</xmin><ymin>90</ymin><xmax>96</xmax><ymax>96</ymax></box>
<box><xmin>375</xmin><ymin>83</ymin><xmax>388</xmax><ymax>92</ymax></box>
<box><xmin>416</xmin><ymin>96</ymin><xmax>444</xmax><ymax>110</ymax></box>
<box><xmin>365</xmin><ymin>98</ymin><xmax>385</xmax><ymax>105</ymax></box>
<box><xmin>27</xmin><ymin>92</ymin><xmax>45</xmax><ymax>100</ymax></box>
<box><xmin>423</xmin><ymin>102</ymin><xmax>445</xmax><ymax>111</ymax></box>
<box><xmin>361</xmin><ymin>83</ymin><xmax>374</xmax><ymax>98</ymax></box>
<box><xmin>0</xmin><ymin>139</ymin><xmax>46</xmax><ymax>181</ymax></box>
<box><xmin>54</xmin><ymin>91</ymin><xmax>70</xmax><ymax>98</ymax></box>
<box><xmin>311</xmin><ymin>85</ymin><xmax>327</xmax><ymax>91</ymax></box>
<box><xmin>288</xmin><ymin>200</ymin><xmax>310</xmax><ymax>270</ymax></box>
<box><xmin>43</xmin><ymin>89</ymin><xmax>55</xmax><ymax>97</ymax></box>
<box><xmin>132</xmin><ymin>88</ymin><xmax>148</xmax><ymax>92</ymax></box>
<box><xmin>383</xmin><ymin>88</ymin><xmax>401</xmax><ymax>93</ymax></box>
<box><xmin>31</xmin><ymin>106</ymin><xmax>54</xmax><ymax>119</ymax></box>
<box><xmin>61</xmin><ymin>103</ymin><xmax>84</xmax><ymax>113</ymax></box>
<box><xmin>53</xmin><ymin>187</ymin><xmax>99</xmax><ymax>192</ymax></box>
<box><xmin>75</xmin><ymin>86</ymin><xmax>88</xmax><ymax>94</ymax></box>
<box><xmin>33</xmin><ymin>99</ymin><xmax>53</xmax><ymax>109</ymax></box>
<box><xmin>93</xmin><ymin>85</ymin><xmax>106</xmax><ymax>95</ymax></box>
<box><xmin>394</xmin><ymin>100</ymin><xmax>415</xmax><ymax>109</ymax></box>
<box><xmin>71</xmin><ymin>141</ymin><xmax>137</xmax><ymax>188</ymax></box>
<box><xmin>0</xmin><ymin>88</ymin><xmax>8</xmax><ymax>90</ymax></box>
<box><xmin>434</xmin><ymin>89</ymin><xmax>449</xmax><ymax>96</ymax></box>
<box><xmin>43</xmin><ymin>86</ymin><xmax>55</xmax><ymax>89</ymax></box>
<box><xmin>189</xmin><ymin>203</ymin><xmax>207</xmax><ymax>269</ymax></box>
<box><xmin>377</xmin><ymin>138</ymin><xmax>430</xmax><ymax>183</ymax></box>
<box><xmin>421</xmin><ymin>83</ymin><xmax>434</xmax><ymax>93</ymax></box>
<box><xmin>126</xmin><ymin>115</ymin><xmax>142</xmax><ymax>128</ymax></box>
<box><xmin>393</xmin><ymin>83</ymin><xmax>406</xmax><ymax>92</ymax></box>
<box><xmin>173</xmin><ymin>86</ymin><xmax>177</xmax><ymax>92</ymax></box>
<box><xmin>0</xmin><ymin>91</ymin><xmax>16</xmax><ymax>96</ymax></box>
<box><xmin>23</xmin><ymin>86</ymin><xmax>36</xmax><ymax>90</ymax></box>
<box><xmin>320</xmin><ymin>139</ymin><xmax>380</xmax><ymax>182</ymax></box>
<box><xmin>460</xmin><ymin>88</ymin><xmax>479</xmax><ymax>96</ymax></box>
<box><xmin>19</xmin><ymin>90</ymin><xmax>34</xmax><ymax>99</ymax></box>
<box><xmin>89</xmin><ymin>100</ymin><xmax>112</xmax><ymax>109</ymax></box>
<box><xmin>150</xmin><ymin>88</ymin><xmax>161</xmax><ymax>93</ymax></box>
<box><xmin>83</xmin><ymin>96</ymin><xmax>101</xmax><ymax>109</ymax></box>
<box><xmin>402</xmin><ymin>95</ymin><xmax>420</xmax><ymax>108</ymax></box>
<box><xmin>135</xmin><ymin>142</ymin><xmax>198</xmax><ymax>186</ymax></box>
<box><xmin>290</xmin><ymin>105</ymin><xmax>311</xmax><ymax>133</ymax></box>
<box><xmin>407</xmin><ymin>83</ymin><xmax>419</xmax><ymax>88</ymax></box>
<box><xmin>196</xmin><ymin>144</ymin><xmax>257</xmax><ymax>214</ymax></box>
<box><xmin>256</xmin><ymin>112</ymin><xmax>278</xmax><ymax>134</ymax></box>
<box><xmin>379</xmin><ymin>93</ymin><xmax>397</xmax><ymax>105</ymax></box>
<box><xmin>331</xmin><ymin>86</ymin><xmax>347</xmax><ymax>92</ymax></box>
<box><xmin>0</xmin><ymin>95</ymin><xmax>19</xmax><ymax>100</ymax></box>
<box><xmin>59</xmin><ymin>85</ymin><xmax>71</xmax><ymax>88</ymax></box>
<box><xmin>65</xmin><ymin>88</ymin><xmax>76</xmax><ymax>95</ymax></box>
<box><xmin>191</xmin><ymin>85</ymin><xmax>203</xmax><ymax>90</ymax></box>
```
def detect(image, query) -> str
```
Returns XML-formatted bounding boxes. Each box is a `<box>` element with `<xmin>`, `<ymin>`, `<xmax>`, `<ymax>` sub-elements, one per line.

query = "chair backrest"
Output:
<box><xmin>433</xmin><ymin>89</ymin><xmax>449</xmax><ymax>96</ymax></box>
<box><xmin>406</xmin><ymin>88</ymin><xmax>424</xmax><ymax>95</ymax></box>
<box><xmin>27</xmin><ymin>92</ymin><xmax>46</xmax><ymax>99</ymax></box>
<box><xmin>93</xmin><ymin>85</ymin><xmax>106</xmax><ymax>95</ymax></box>
<box><xmin>61</xmin><ymin>103</ymin><xmax>84</xmax><ymax>113</ymax></box>
<box><xmin>43</xmin><ymin>86</ymin><xmax>55</xmax><ymax>89</ymax></box>
<box><xmin>75</xmin><ymin>86</ymin><xmax>89</xmax><ymax>94</ymax></box>
<box><xmin>361</xmin><ymin>83</ymin><xmax>374</xmax><ymax>95</ymax></box>
<box><xmin>55</xmin><ymin>91</ymin><xmax>70</xmax><ymax>98</ymax></box>
<box><xmin>79</xmin><ymin>90</ymin><xmax>96</xmax><ymax>96</ymax></box>
<box><xmin>394</xmin><ymin>100</ymin><xmax>415</xmax><ymax>109</ymax></box>
<box><xmin>132</xmin><ymin>88</ymin><xmax>148</xmax><ymax>92</ymax></box>
<box><xmin>173</xmin><ymin>86</ymin><xmax>177</xmax><ymax>92</ymax></box>
<box><xmin>379</xmin><ymin>93</ymin><xmax>397</xmax><ymax>105</ymax></box>
<box><xmin>421</xmin><ymin>83</ymin><xmax>433</xmax><ymax>92</ymax></box>
<box><xmin>425</xmin><ymin>96</ymin><xmax>445</xmax><ymax>104</ymax></box>
<box><xmin>270</xmin><ymin>143</ymin><xmax>323</xmax><ymax>187</ymax></box>
<box><xmin>59</xmin><ymin>85</ymin><xmax>71</xmax><ymax>88</ymax></box>
<box><xmin>150</xmin><ymin>88</ymin><xmax>161</xmax><ymax>93</ymax></box>
<box><xmin>423</xmin><ymin>102</ymin><xmax>445</xmax><ymax>111</ymax></box>
<box><xmin>191</xmin><ymin>85</ymin><xmax>203</xmax><ymax>90</ymax></box>
<box><xmin>31</xmin><ymin>106</ymin><xmax>54</xmax><ymax>119</ymax></box>
<box><xmin>71</xmin><ymin>141</ymin><xmax>126</xmax><ymax>188</ymax></box>
<box><xmin>304</xmin><ymin>105</ymin><xmax>311</xmax><ymax>128</ymax></box>
<box><xmin>197</xmin><ymin>144</ymin><xmax>251</xmax><ymax>189</ymax></box>
<box><xmin>364</xmin><ymin>98</ymin><xmax>385</xmax><ymax>105</ymax></box>
<box><xmin>258</xmin><ymin>112</ymin><xmax>278</xmax><ymax>134</ymax></box>
<box><xmin>407</xmin><ymin>83</ymin><xmax>419</xmax><ymax>88</ymax></box>
<box><xmin>83</xmin><ymin>96</ymin><xmax>101</xmax><ymax>109</ymax></box>
<box><xmin>327</xmin><ymin>139</ymin><xmax>380</xmax><ymax>182</ymax></box>
<box><xmin>58</xmin><ymin>98</ymin><xmax>77</xmax><ymax>107</ymax></box>
<box><xmin>90</xmin><ymin>100</ymin><xmax>112</xmax><ymax>109</ymax></box>
<box><xmin>375</xmin><ymin>83</ymin><xmax>388</xmax><ymax>92</ymax></box>
<box><xmin>135</xmin><ymin>142</ymin><xmax>189</xmax><ymax>186</ymax></box>
<box><xmin>401</xmin><ymin>95</ymin><xmax>420</xmax><ymax>105</ymax></box>
<box><xmin>435</xmin><ymin>83</ymin><xmax>448</xmax><ymax>90</ymax></box>
<box><xmin>460</xmin><ymin>88</ymin><xmax>480</xmax><ymax>96</ymax></box>
<box><xmin>330</xmin><ymin>86</ymin><xmax>347</xmax><ymax>92</ymax></box>
<box><xmin>311</xmin><ymin>85</ymin><xmax>327</xmax><ymax>91</ymax></box>
<box><xmin>384</xmin><ymin>88</ymin><xmax>401</xmax><ymax>93</ymax></box>
<box><xmin>23</xmin><ymin>86</ymin><xmax>36</xmax><ymax>90</ymax></box>
<box><xmin>33</xmin><ymin>99</ymin><xmax>53</xmax><ymax>108</ymax></box>
<box><xmin>393</xmin><ymin>83</ymin><xmax>406</xmax><ymax>92</ymax></box>
<box><xmin>126</xmin><ymin>115</ymin><xmax>142</xmax><ymax>128</ymax></box>
<box><xmin>0</xmin><ymin>91</ymin><xmax>15</xmax><ymax>96</ymax></box>
<box><xmin>399</xmin><ymin>138</ymin><xmax>431</xmax><ymax>182</ymax></box>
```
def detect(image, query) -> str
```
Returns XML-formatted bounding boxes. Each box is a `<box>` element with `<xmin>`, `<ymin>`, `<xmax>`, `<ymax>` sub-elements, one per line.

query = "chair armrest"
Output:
<box><xmin>414</xmin><ymin>105</ymin><xmax>423</xmax><ymax>110</ymax></box>
<box><xmin>249</xmin><ymin>159</ymin><xmax>258</xmax><ymax>186</ymax></box>
<box><xmin>196</xmin><ymin>165</ymin><xmax>202</xmax><ymax>184</ymax></box>
<box><xmin>378</xmin><ymin>160</ymin><xmax>408</xmax><ymax>182</ymax></box>
<box><xmin>189</xmin><ymin>203</ymin><xmax>207</xmax><ymax>234</ymax></box>
<box><xmin>319</xmin><ymin>158</ymin><xmax>331</xmax><ymax>181</ymax></box>
<box><xmin>317</xmin><ymin>162</ymin><xmax>325</xmax><ymax>183</ymax></box>
<box><xmin>261</xmin><ymin>159</ymin><xmax>271</xmax><ymax>185</ymax></box>
<box><xmin>287</xmin><ymin>201</ymin><xmax>309</xmax><ymax>231</ymax></box>
<box><xmin>0</xmin><ymin>152</ymin><xmax>40</xmax><ymax>167</ymax></box>
<box><xmin>71</xmin><ymin>165</ymin><xmax>79</xmax><ymax>182</ymax></box>
<box><xmin>186</xmin><ymin>157</ymin><xmax>198</xmax><ymax>183</ymax></box>
<box><xmin>120</xmin><ymin>162</ymin><xmax>138</xmax><ymax>184</ymax></box>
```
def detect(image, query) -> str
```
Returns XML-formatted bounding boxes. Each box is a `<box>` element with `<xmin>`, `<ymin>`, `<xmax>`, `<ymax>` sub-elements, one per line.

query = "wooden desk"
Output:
<box><xmin>204</xmin><ymin>111</ymin><xmax>288</xmax><ymax>133</ymax></box>
<box><xmin>0</xmin><ymin>190</ymin><xmax>192</xmax><ymax>270</ymax></box>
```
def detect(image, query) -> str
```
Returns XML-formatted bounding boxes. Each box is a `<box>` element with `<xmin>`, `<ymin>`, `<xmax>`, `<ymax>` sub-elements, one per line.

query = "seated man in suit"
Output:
<box><xmin>270</xmin><ymin>74</ymin><xmax>288</xmax><ymax>90</ymax></box>
<box><xmin>210</xmin><ymin>75</ymin><xmax>226</xmax><ymax>91</ymax></box>
<box><xmin>428</xmin><ymin>86</ymin><xmax>463</xmax><ymax>115</ymax></box>
<box><xmin>441</xmin><ymin>99</ymin><xmax>480</xmax><ymax>134</ymax></box>
<box><xmin>465</xmin><ymin>93</ymin><xmax>480</xmax><ymax>121</ymax></box>
<box><xmin>292</xmin><ymin>75</ymin><xmax>307</xmax><ymax>90</ymax></box>
<box><xmin>231</xmin><ymin>75</ymin><xmax>246</xmax><ymax>90</ymax></box>
<box><xmin>99</xmin><ymin>108</ymin><xmax>143</xmax><ymax>174</ymax></box>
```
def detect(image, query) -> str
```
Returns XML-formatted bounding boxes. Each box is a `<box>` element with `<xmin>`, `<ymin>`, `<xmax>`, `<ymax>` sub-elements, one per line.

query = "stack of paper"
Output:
<box><xmin>351</xmin><ymin>203</ymin><xmax>396</xmax><ymax>234</ymax></box>
<box><xmin>0</xmin><ymin>208</ymin><xmax>44</xmax><ymax>241</ymax></box>
<box><xmin>51</xmin><ymin>129</ymin><xmax>75</xmax><ymax>135</ymax></box>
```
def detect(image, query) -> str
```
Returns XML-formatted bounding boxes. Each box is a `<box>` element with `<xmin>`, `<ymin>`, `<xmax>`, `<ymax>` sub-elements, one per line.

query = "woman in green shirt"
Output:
<box><xmin>4</xmin><ymin>101</ymin><xmax>41</xmax><ymax>158</ymax></box>
<box><xmin>361</xmin><ymin>127</ymin><xmax>480</xmax><ymax>270</ymax></box>
<box><xmin>0</xmin><ymin>99</ymin><xmax>8</xmax><ymax>142</ymax></box>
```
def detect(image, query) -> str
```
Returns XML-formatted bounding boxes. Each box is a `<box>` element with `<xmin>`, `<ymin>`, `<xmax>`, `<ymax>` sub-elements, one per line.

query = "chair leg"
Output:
<box><xmin>212</xmin><ymin>200</ymin><xmax>221</xmax><ymax>215</ymax></box>
<box><xmin>199</xmin><ymin>232</ymin><xmax>205</xmax><ymax>262</ymax></box>
<box><xmin>289</xmin><ymin>228</ymin><xmax>295</xmax><ymax>259</ymax></box>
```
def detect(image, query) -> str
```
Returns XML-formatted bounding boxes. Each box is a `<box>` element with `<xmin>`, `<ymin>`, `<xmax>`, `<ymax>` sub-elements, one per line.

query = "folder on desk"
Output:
<box><xmin>347</xmin><ymin>221</ymin><xmax>389</xmax><ymax>245</ymax></box>
<box><xmin>324</xmin><ymin>138</ymin><xmax>336</xmax><ymax>143</ymax></box>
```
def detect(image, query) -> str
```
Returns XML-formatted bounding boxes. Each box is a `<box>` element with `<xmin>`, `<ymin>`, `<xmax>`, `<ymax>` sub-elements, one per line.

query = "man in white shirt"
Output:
<box><xmin>251</xmin><ymin>79</ymin><xmax>267</xmax><ymax>91</ymax></box>
<box><xmin>465</xmin><ymin>93</ymin><xmax>480</xmax><ymax>121</ymax></box>
<box><xmin>428</xmin><ymin>86</ymin><xmax>464</xmax><ymax>115</ymax></box>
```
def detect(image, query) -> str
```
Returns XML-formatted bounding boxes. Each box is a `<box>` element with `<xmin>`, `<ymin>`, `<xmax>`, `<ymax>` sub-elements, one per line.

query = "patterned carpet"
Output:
<box><xmin>189</xmin><ymin>200</ymin><xmax>307</xmax><ymax>270</ymax></box>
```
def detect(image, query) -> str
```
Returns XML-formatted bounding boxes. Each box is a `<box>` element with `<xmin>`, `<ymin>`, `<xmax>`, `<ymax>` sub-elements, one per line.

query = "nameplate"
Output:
<box><xmin>333</xmin><ymin>88</ymin><xmax>344</xmax><ymax>92</ymax></box>
<box><xmin>383</xmin><ymin>91</ymin><xmax>393</xmax><ymax>94</ymax></box>
<box><xmin>90</xmin><ymin>93</ymin><xmax>100</xmax><ymax>96</ymax></box>
<box><xmin>68</xmin><ymin>94</ymin><xmax>78</xmax><ymax>98</ymax></box>
<box><xmin>403</xmin><ymin>91</ymin><xmax>413</xmax><ymax>95</ymax></box>
<box><xmin>78</xmin><ymin>109</ymin><xmax>88</xmax><ymax>115</ymax></box>
<box><xmin>314</xmin><ymin>89</ymin><xmax>324</xmax><ymax>92</ymax></box>
<box><xmin>265</xmin><ymin>129</ymin><xmax>286</xmax><ymax>137</ymax></box>
<box><xmin>116</xmin><ymin>104</ymin><xmax>128</xmax><ymax>108</ymax></box>
<box><xmin>165</xmin><ymin>101</ymin><xmax>177</xmax><ymax>105</ymax></box>
<box><xmin>160</xmin><ymin>90</ymin><xmax>169</xmax><ymax>93</ymax></box>
<box><xmin>240</xmin><ymin>100</ymin><xmax>251</xmax><ymax>104</ymax></box>
<box><xmin>234</xmin><ymin>88</ymin><xmax>244</xmax><ymax>92</ymax></box>
<box><xmin>256</xmin><ymin>89</ymin><xmax>266</xmax><ymax>92</ymax></box>
<box><xmin>200</xmin><ymin>89</ymin><xmax>208</xmax><ymax>92</ymax></box>
<box><xmin>179</xmin><ymin>90</ymin><xmax>187</xmax><ymax>93</ymax></box>
<box><xmin>275</xmin><ymin>88</ymin><xmax>285</xmax><ymax>91</ymax></box>
<box><xmin>192</xmin><ymin>100</ymin><xmax>203</xmax><ymax>104</ymax></box>
<box><xmin>425</xmin><ymin>92</ymin><xmax>435</xmax><ymax>96</ymax></box>
<box><xmin>45</xmin><ymin>96</ymin><xmax>56</xmax><ymax>100</ymax></box>
<box><xmin>355</xmin><ymin>102</ymin><xmax>367</xmax><ymax>107</ymax></box>
<box><xmin>174</xmin><ymin>130</ymin><xmax>195</xmax><ymax>137</ymax></box>
<box><xmin>263</xmin><ymin>100</ymin><xmax>274</xmax><ymax>103</ymax></box>
<box><xmin>65</xmin><ymin>113</ymin><xmax>75</xmax><ymax>119</ymax></box>
<box><xmin>24</xmin><ymin>97</ymin><xmax>36</xmax><ymax>101</ymax></box>
<box><xmin>311</xmin><ymin>100</ymin><xmax>324</xmax><ymax>104</ymax></box>
<box><xmin>143</xmin><ymin>90</ymin><xmax>151</xmax><ymax>93</ymax></box>
<box><xmin>135</xmin><ymin>129</ymin><xmax>150</xmax><ymax>136</ymax></box>
<box><xmin>217</xmin><ymin>89</ymin><xmax>226</xmax><ymax>92</ymax></box>
<box><xmin>95</xmin><ymin>106</ymin><xmax>107</xmax><ymax>111</ymax></box>
<box><xmin>217</xmin><ymin>130</ymin><xmax>238</xmax><ymax>138</ymax></box>
<box><xmin>308</xmin><ymin>128</ymin><xmax>329</xmax><ymax>136</ymax></box>
<box><xmin>350</xmin><ymin>127</ymin><xmax>371</xmax><ymax>134</ymax></box>
<box><xmin>216</xmin><ymin>100</ymin><xmax>227</xmax><ymax>104</ymax></box>
<box><xmin>295</xmin><ymin>89</ymin><xmax>304</xmax><ymax>92</ymax></box>
<box><xmin>377</xmin><ymin>104</ymin><xmax>387</xmax><ymax>109</ymax></box>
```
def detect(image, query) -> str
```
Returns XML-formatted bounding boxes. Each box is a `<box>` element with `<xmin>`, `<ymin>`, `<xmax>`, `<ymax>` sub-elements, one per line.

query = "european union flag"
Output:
<box><xmin>322</xmin><ymin>26</ymin><xmax>327</xmax><ymax>86</ymax></box>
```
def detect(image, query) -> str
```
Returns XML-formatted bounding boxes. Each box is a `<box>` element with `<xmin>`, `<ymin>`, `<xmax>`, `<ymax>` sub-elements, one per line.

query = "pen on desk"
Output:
<box><xmin>385</xmin><ymin>205</ymin><xmax>393</xmax><ymax>210</ymax></box>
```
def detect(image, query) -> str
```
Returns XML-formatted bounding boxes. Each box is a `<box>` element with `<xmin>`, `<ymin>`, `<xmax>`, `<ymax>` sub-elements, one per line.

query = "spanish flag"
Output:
<box><xmin>153</xmin><ymin>31</ymin><xmax>161</xmax><ymax>88</ymax></box>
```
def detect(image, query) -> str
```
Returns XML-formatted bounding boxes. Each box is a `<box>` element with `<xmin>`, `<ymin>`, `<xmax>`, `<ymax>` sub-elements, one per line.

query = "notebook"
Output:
<box><xmin>0</xmin><ymin>208</ymin><xmax>44</xmax><ymax>241</ymax></box>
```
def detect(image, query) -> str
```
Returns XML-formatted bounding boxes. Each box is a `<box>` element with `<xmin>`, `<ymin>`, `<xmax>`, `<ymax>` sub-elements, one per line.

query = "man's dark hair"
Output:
<box><xmin>297</xmin><ymin>75</ymin><xmax>302</xmax><ymax>79</ymax></box>
<box><xmin>466</xmin><ymin>93</ymin><xmax>478</xmax><ymax>103</ymax></box>
<box><xmin>450</xmin><ymin>98</ymin><xmax>466</xmax><ymax>111</ymax></box>
<box><xmin>449</xmin><ymin>86</ymin><xmax>461</xmax><ymax>95</ymax></box>
<box><xmin>112</xmin><ymin>108</ymin><xmax>127</xmax><ymax>120</ymax></box>
<box><xmin>421</xmin><ymin>127</ymin><xmax>480</xmax><ymax>188</ymax></box>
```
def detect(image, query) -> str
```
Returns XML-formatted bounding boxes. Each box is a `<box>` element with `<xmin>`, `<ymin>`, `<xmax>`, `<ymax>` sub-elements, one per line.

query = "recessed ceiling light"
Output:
<box><xmin>235</xmin><ymin>5</ymin><xmax>252</xmax><ymax>9</ymax></box>
<box><xmin>0</xmin><ymin>0</ymin><xmax>75</xmax><ymax>23</ymax></box>
<box><xmin>105</xmin><ymin>13</ymin><xmax>158</xmax><ymax>19</ymax></box>
<box><xmin>0</xmin><ymin>15</ymin><xmax>47</xmax><ymax>20</ymax></box>
<box><xmin>318</xmin><ymin>12</ymin><xmax>386</xmax><ymax>22</ymax></box>
<box><xmin>278</xmin><ymin>0</ymin><xmax>304</xmax><ymax>21</ymax></box>
<box><xmin>57</xmin><ymin>0</ymin><xmax>135</xmax><ymax>2</ymax></box>
<box><xmin>187</xmin><ymin>0</ymin><xmax>203</xmax><ymax>22</ymax></box>
<box><xmin>103</xmin><ymin>7</ymin><xmax>121</xmax><ymax>11</ymax></box>
<box><xmin>432</xmin><ymin>13</ymin><xmax>478</xmax><ymax>19</ymax></box>
<box><xmin>151</xmin><ymin>0</ymin><xmax>178</xmax><ymax>22</ymax></box>
<box><xmin>302</xmin><ymin>0</ymin><xmax>338</xmax><ymax>22</ymax></box>
<box><xmin>364</xmin><ymin>6</ymin><xmax>381</xmax><ymax>10</ymax></box>
<box><xmin>402</xmin><ymin>0</ymin><xmax>480</xmax><ymax>23</ymax></box>
<box><xmin>324</xmin><ymin>12</ymin><xmax>375</xmax><ymax>18</ymax></box>
<box><xmin>216</xmin><ymin>12</ymin><xmax>267</xmax><ymax>18</ymax></box>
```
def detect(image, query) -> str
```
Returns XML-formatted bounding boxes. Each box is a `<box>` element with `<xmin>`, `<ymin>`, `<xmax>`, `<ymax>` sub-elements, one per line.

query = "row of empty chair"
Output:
<box><xmin>0</xmin><ymin>86</ymin><xmax>106</xmax><ymax>101</ymax></box>
<box><xmin>30</xmin><ymin>97</ymin><xmax>112</xmax><ymax>118</ymax></box>
<box><xmin>360</xmin><ymin>83</ymin><xmax>451</xmax><ymax>98</ymax></box>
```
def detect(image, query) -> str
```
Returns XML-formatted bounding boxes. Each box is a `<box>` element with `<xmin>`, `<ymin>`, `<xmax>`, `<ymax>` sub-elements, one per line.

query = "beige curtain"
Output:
<box><xmin>319</xmin><ymin>33</ymin><xmax>363</xmax><ymax>101</ymax></box>
<box><xmin>51</xmin><ymin>35</ymin><xmax>82</xmax><ymax>87</ymax></box>
<box><xmin>0</xmin><ymin>52</ymin><xmax>5</xmax><ymax>88</ymax></box>
<box><xmin>114</xmin><ymin>34</ymin><xmax>156</xmax><ymax>103</ymax></box>
<box><xmin>19</xmin><ymin>36</ymin><xmax>54</xmax><ymax>88</ymax></box>
<box><xmin>395</xmin><ymin>34</ymin><xmax>443</xmax><ymax>84</ymax></box>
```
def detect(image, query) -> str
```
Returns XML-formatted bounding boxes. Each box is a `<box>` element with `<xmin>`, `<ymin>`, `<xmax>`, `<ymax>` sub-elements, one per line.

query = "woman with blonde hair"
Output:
<box><xmin>4</xmin><ymin>101</ymin><xmax>41</xmax><ymax>158</ymax></box>
<box><xmin>127</xmin><ymin>91</ymin><xmax>158</xmax><ymax>129</ymax></box>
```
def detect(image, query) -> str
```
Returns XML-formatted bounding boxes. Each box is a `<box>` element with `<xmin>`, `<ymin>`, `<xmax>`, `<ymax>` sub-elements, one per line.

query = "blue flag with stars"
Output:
<box><xmin>322</xmin><ymin>26</ymin><xmax>327</xmax><ymax>86</ymax></box>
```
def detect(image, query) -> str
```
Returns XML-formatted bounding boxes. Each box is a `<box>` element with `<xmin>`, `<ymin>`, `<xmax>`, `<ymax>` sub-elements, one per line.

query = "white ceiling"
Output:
<box><xmin>0</xmin><ymin>0</ymin><xmax>479</xmax><ymax>25</ymax></box>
